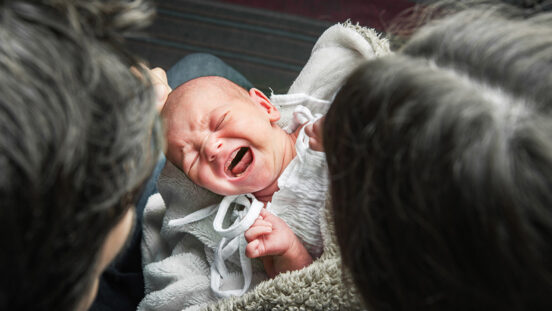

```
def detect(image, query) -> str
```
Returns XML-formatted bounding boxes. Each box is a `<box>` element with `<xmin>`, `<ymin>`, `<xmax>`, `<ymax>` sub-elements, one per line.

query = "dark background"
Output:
<box><xmin>128</xmin><ymin>0</ymin><xmax>416</xmax><ymax>93</ymax></box>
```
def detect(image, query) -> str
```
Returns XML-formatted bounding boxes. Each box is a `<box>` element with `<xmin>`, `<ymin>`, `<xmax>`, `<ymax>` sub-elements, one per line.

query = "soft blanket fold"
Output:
<box><xmin>139</xmin><ymin>21</ymin><xmax>390</xmax><ymax>311</ymax></box>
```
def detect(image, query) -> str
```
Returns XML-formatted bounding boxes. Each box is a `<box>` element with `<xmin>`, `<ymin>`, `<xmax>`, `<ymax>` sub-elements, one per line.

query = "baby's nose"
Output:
<box><xmin>204</xmin><ymin>138</ymin><xmax>222</xmax><ymax>162</ymax></box>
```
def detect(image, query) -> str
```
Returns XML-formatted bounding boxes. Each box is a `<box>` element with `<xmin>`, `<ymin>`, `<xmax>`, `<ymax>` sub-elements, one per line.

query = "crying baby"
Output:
<box><xmin>162</xmin><ymin>76</ymin><xmax>327</xmax><ymax>288</ymax></box>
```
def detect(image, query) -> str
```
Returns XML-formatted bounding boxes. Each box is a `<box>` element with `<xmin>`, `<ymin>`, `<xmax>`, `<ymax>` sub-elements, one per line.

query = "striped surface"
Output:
<box><xmin>127</xmin><ymin>0</ymin><xmax>332</xmax><ymax>93</ymax></box>
<box><xmin>219</xmin><ymin>0</ymin><xmax>416</xmax><ymax>31</ymax></box>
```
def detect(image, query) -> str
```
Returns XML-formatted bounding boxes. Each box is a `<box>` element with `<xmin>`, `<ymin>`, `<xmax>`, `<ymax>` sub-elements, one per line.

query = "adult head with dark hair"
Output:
<box><xmin>0</xmin><ymin>0</ymin><xmax>163</xmax><ymax>310</ymax></box>
<box><xmin>324</xmin><ymin>3</ymin><xmax>552</xmax><ymax>310</ymax></box>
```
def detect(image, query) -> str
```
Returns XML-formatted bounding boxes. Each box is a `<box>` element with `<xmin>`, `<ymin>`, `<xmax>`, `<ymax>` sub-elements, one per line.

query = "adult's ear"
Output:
<box><xmin>249</xmin><ymin>88</ymin><xmax>280</xmax><ymax>122</ymax></box>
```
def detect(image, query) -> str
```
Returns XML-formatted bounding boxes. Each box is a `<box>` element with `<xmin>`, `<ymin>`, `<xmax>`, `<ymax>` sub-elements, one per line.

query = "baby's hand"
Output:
<box><xmin>305</xmin><ymin>116</ymin><xmax>325</xmax><ymax>152</ymax></box>
<box><xmin>245</xmin><ymin>208</ymin><xmax>312</xmax><ymax>277</ymax></box>
<box><xmin>245</xmin><ymin>208</ymin><xmax>291</xmax><ymax>258</ymax></box>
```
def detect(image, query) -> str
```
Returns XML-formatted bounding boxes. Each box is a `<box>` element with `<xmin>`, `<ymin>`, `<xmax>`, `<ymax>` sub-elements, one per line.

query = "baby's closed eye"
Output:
<box><xmin>213</xmin><ymin>111</ymin><xmax>229</xmax><ymax>131</ymax></box>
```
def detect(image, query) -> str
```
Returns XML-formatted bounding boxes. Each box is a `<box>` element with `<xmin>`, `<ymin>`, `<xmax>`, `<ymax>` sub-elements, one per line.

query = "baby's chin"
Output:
<box><xmin>204</xmin><ymin>183</ymin><xmax>254</xmax><ymax>196</ymax></box>
<box><xmin>251</xmin><ymin>180</ymin><xmax>280</xmax><ymax>201</ymax></box>
<box><xmin>208</xmin><ymin>173</ymin><xmax>279</xmax><ymax>199</ymax></box>
<box><xmin>207</xmin><ymin>183</ymin><xmax>266</xmax><ymax>198</ymax></box>
<box><xmin>216</xmin><ymin>186</ymin><xmax>261</xmax><ymax>196</ymax></box>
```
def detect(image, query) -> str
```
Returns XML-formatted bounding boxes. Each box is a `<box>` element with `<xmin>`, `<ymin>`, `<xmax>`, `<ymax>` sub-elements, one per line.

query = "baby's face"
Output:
<box><xmin>164</xmin><ymin>78</ymin><xmax>286</xmax><ymax>196</ymax></box>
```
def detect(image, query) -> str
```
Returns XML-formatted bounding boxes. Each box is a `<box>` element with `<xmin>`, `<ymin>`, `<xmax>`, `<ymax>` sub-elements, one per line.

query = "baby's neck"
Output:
<box><xmin>252</xmin><ymin>125</ymin><xmax>304</xmax><ymax>203</ymax></box>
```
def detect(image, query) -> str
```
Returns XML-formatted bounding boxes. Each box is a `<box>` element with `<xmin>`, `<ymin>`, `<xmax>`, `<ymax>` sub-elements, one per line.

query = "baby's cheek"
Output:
<box><xmin>195</xmin><ymin>170</ymin><xmax>210</xmax><ymax>187</ymax></box>
<box><xmin>195</xmin><ymin>168</ymin><xmax>229</xmax><ymax>195</ymax></box>
<box><xmin>193</xmin><ymin>168</ymin><xmax>211</xmax><ymax>189</ymax></box>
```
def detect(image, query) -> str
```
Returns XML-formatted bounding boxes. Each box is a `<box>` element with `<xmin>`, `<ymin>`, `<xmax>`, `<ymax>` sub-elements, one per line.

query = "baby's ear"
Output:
<box><xmin>249</xmin><ymin>88</ymin><xmax>280</xmax><ymax>122</ymax></box>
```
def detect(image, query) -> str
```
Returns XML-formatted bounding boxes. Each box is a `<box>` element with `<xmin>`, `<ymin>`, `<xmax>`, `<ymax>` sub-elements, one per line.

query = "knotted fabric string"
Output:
<box><xmin>167</xmin><ymin>193</ymin><xmax>263</xmax><ymax>297</ymax></box>
<box><xmin>211</xmin><ymin>194</ymin><xmax>263</xmax><ymax>297</ymax></box>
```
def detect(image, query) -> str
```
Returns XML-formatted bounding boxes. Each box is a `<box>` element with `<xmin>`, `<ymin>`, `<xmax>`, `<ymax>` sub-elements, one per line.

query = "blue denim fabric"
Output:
<box><xmin>167</xmin><ymin>53</ymin><xmax>253</xmax><ymax>90</ymax></box>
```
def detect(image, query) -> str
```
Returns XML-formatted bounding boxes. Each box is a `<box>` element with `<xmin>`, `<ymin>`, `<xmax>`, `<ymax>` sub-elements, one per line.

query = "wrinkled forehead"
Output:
<box><xmin>181</xmin><ymin>81</ymin><xmax>224</xmax><ymax>107</ymax></box>
<box><xmin>163</xmin><ymin>82</ymin><xmax>226</xmax><ymax>164</ymax></box>
<box><xmin>165</xmin><ymin>85</ymin><xmax>217</xmax><ymax>126</ymax></box>
<box><xmin>169</xmin><ymin>78</ymin><xmax>253</xmax><ymax>124</ymax></box>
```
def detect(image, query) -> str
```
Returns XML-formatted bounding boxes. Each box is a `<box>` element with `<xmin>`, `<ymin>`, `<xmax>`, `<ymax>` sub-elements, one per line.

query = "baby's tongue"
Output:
<box><xmin>231</xmin><ymin>148</ymin><xmax>252</xmax><ymax>175</ymax></box>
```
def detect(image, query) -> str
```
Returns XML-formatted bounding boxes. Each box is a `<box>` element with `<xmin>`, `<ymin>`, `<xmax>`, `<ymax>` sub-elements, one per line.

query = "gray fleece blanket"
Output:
<box><xmin>139</xmin><ymin>21</ymin><xmax>391</xmax><ymax>311</ymax></box>
<box><xmin>202</xmin><ymin>201</ymin><xmax>364</xmax><ymax>311</ymax></box>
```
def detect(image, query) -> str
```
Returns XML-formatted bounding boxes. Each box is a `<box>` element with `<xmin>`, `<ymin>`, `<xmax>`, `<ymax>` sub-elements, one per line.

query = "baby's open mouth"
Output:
<box><xmin>226</xmin><ymin>147</ymin><xmax>252</xmax><ymax>177</ymax></box>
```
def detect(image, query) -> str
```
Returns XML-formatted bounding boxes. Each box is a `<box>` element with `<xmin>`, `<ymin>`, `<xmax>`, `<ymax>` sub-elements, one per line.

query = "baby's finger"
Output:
<box><xmin>244</xmin><ymin>225</ymin><xmax>272</xmax><ymax>242</ymax></box>
<box><xmin>258</xmin><ymin>208</ymin><xmax>290</xmax><ymax>230</ymax></box>
<box><xmin>246</xmin><ymin>239</ymin><xmax>263</xmax><ymax>258</ymax></box>
<box><xmin>259</xmin><ymin>208</ymin><xmax>273</xmax><ymax>218</ymax></box>
<box><xmin>252</xmin><ymin>218</ymin><xmax>272</xmax><ymax>228</ymax></box>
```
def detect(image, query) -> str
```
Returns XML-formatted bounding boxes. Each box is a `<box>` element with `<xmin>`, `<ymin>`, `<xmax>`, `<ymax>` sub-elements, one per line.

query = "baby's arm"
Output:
<box><xmin>305</xmin><ymin>116</ymin><xmax>325</xmax><ymax>152</ymax></box>
<box><xmin>244</xmin><ymin>208</ymin><xmax>313</xmax><ymax>278</ymax></box>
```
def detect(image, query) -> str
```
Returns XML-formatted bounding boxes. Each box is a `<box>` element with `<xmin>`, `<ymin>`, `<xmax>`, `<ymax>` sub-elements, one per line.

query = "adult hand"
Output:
<box><xmin>131</xmin><ymin>65</ymin><xmax>171</xmax><ymax>112</ymax></box>
<box><xmin>148</xmin><ymin>67</ymin><xmax>171</xmax><ymax>111</ymax></box>
<box><xmin>305</xmin><ymin>116</ymin><xmax>324</xmax><ymax>152</ymax></box>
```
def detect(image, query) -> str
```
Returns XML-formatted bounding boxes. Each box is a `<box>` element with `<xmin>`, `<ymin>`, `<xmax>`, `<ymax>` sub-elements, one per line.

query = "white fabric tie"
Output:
<box><xmin>167</xmin><ymin>193</ymin><xmax>263</xmax><ymax>297</ymax></box>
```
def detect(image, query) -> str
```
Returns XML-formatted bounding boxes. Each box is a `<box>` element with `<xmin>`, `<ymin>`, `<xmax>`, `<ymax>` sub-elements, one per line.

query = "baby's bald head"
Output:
<box><xmin>162</xmin><ymin>76</ymin><xmax>249</xmax><ymax>120</ymax></box>
<box><xmin>162</xmin><ymin>76</ymin><xmax>251</xmax><ymax>159</ymax></box>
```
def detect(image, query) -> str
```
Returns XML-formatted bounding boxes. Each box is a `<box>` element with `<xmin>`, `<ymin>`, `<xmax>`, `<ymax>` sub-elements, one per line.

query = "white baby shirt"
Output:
<box><xmin>267</xmin><ymin>106</ymin><xmax>328</xmax><ymax>260</ymax></box>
